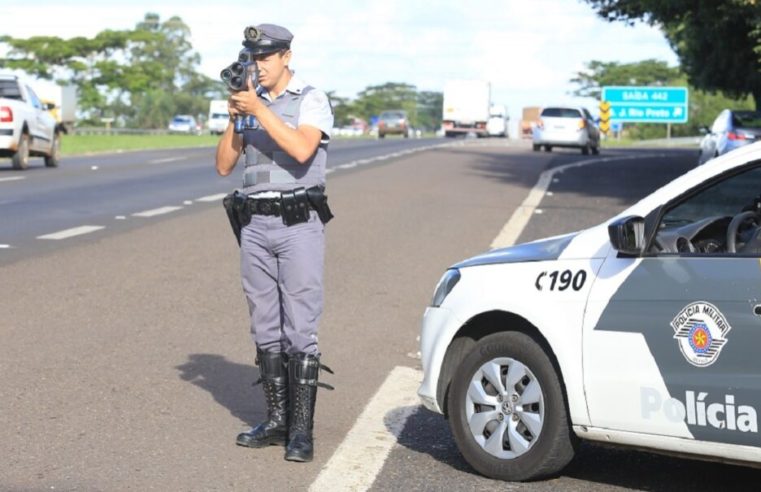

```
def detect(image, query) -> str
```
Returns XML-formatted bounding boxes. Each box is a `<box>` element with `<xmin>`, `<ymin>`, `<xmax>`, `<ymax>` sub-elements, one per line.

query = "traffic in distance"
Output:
<box><xmin>419</xmin><ymin>141</ymin><xmax>761</xmax><ymax>481</ymax></box>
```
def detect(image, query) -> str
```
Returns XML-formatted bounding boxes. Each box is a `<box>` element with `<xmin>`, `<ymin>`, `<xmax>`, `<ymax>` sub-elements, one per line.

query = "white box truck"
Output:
<box><xmin>442</xmin><ymin>80</ymin><xmax>491</xmax><ymax>137</ymax></box>
<box><xmin>36</xmin><ymin>83</ymin><xmax>78</xmax><ymax>134</ymax></box>
<box><xmin>486</xmin><ymin>104</ymin><xmax>509</xmax><ymax>138</ymax></box>
<box><xmin>208</xmin><ymin>99</ymin><xmax>229</xmax><ymax>135</ymax></box>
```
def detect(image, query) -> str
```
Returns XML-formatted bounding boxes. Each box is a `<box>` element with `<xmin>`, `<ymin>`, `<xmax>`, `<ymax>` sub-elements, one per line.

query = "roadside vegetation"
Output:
<box><xmin>59</xmin><ymin>134</ymin><xmax>220</xmax><ymax>156</ymax></box>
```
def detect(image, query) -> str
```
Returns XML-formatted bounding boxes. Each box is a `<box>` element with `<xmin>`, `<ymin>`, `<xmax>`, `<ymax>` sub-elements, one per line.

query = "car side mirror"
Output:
<box><xmin>46</xmin><ymin>102</ymin><xmax>55</xmax><ymax>110</ymax></box>
<box><xmin>608</xmin><ymin>215</ymin><xmax>646</xmax><ymax>256</ymax></box>
<box><xmin>699</xmin><ymin>126</ymin><xmax>710</xmax><ymax>135</ymax></box>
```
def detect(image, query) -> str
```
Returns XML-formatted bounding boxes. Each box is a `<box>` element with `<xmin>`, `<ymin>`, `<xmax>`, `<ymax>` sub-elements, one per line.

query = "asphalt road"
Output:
<box><xmin>0</xmin><ymin>137</ymin><xmax>444</xmax><ymax>264</ymax></box>
<box><xmin>3</xmin><ymin>138</ymin><xmax>758</xmax><ymax>491</ymax></box>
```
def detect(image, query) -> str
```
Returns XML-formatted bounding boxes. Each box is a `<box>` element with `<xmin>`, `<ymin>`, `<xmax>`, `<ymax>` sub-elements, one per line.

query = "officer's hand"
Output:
<box><xmin>230</xmin><ymin>77</ymin><xmax>263</xmax><ymax>116</ymax></box>
<box><xmin>227</xmin><ymin>96</ymin><xmax>241</xmax><ymax>118</ymax></box>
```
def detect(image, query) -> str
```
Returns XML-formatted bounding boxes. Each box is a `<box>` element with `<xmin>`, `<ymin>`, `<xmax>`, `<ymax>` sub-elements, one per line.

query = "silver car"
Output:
<box><xmin>698</xmin><ymin>109</ymin><xmax>761</xmax><ymax>164</ymax></box>
<box><xmin>532</xmin><ymin>106</ymin><xmax>600</xmax><ymax>155</ymax></box>
<box><xmin>168</xmin><ymin>115</ymin><xmax>202</xmax><ymax>135</ymax></box>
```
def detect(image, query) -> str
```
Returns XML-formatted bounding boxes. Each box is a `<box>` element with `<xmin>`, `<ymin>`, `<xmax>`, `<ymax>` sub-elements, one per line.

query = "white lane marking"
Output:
<box><xmin>196</xmin><ymin>193</ymin><xmax>228</xmax><ymax>202</ymax></box>
<box><xmin>37</xmin><ymin>225</ymin><xmax>105</xmax><ymax>240</ymax></box>
<box><xmin>490</xmin><ymin>153</ymin><xmax>669</xmax><ymax>249</ymax></box>
<box><xmin>0</xmin><ymin>176</ymin><xmax>25</xmax><ymax>183</ymax></box>
<box><xmin>326</xmin><ymin>141</ymin><xmax>462</xmax><ymax>175</ymax></box>
<box><xmin>132</xmin><ymin>206</ymin><xmax>183</xmax><ymax>218</ymax></box>
<box><xmin>0</xmin><ymin>244</ymin><xmax>11</xmax><ymax>249</ymax></box>
<box><xmin>310</xmin><ymin>366</ymin><xmax>422</xmax><ymax>492</ymax></box>
<box><xmin>115</xmin><ymin>216</ymin><xmax>127</xmax><ymax>220</ymax></box>
<box><xmin>150</xmin><ymin>156</ymin><xmax>185</xmax><ymax>164</ymax></box>
<box><xmin>183</xmin><ymin>200</ymin><xmax>193</xmax><ymax>205</ymax></box>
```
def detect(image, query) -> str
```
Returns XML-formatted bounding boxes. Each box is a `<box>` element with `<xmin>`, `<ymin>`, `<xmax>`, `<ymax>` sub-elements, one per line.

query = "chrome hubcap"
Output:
<box><xmin>465</xmin><ymin>357</ymin><xmax>544</xmax><ymax>459</ymax></box>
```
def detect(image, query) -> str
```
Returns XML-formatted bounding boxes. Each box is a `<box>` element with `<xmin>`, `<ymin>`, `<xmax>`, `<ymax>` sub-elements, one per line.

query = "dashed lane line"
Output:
<box><xmin>196</xmin><ymin>193</ymin><xmax>228</xmax><ymax>202</ymax></box>
<box><xmin>149</xmin><ymin>156</ymin><xmax>186</xmax><ymax>164</ymax></box>
<box><xmin>132</xmin><ymin>206</ymin><xmax>183</xmax><ymax>218</ymax></box>
<box><xmin>37</xmin><ymin>225</ymin><xmax>105</xmax><ymax>240</ymax></box>
<box><xmin>0</xmin><ymin>176</ymin><xmax>26</xmax><ymax>183</ymax></box>
<box><xmin>310</xmin><ymin>366</ymin><xmax>422</xmax><ymax>492</ymax></box>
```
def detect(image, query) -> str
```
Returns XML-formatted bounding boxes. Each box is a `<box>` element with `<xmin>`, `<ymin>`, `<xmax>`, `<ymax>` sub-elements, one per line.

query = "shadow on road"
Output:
<box><xmin>447</xmin><ymin>145</ymin><xmax>698</xmax><ymax>208</ymax></box>
<box><xmin>392</xmin><ymin>406</ymin><xmax>761</xmax><ymax>491</ymax></box>
<box><xmin>175</xmin><ymin>353</ymin><xmax>265</xmax><ymax>427</ymax></box>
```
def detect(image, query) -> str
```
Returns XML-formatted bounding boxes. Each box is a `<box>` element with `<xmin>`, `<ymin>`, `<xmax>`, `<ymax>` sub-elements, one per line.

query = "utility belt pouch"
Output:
<box><xmin>222</xmin><ymin>190</ymin><xmax>253</xmax><ymax>246</ymax></box>
<box><xmin>306</xmin><ymin>186</ymin><xmax>334</xmax><ymax>224</ymax></box>
<box><xmin>280</xmin><ymin>187</ymin><xmax>310</xmax><ymax>226</ymax></box>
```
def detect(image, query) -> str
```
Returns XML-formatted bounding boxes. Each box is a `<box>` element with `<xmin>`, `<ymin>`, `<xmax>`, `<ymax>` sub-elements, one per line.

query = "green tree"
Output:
<box><xmin>0</xmin><ymin>13</ymin><xmax>225</xmax><ymax>128</ymax></box>
<box><xmin>416</xmin><ymin>91</ymin><xmax>443</xmax><ymax>131</ymax></box>
<box><xmin>354</xmin><ymin>82</ymin><xmax>419</xmax><ymax>125</ymax></box>
<box><xmin>570</xmin><ymin>59</ymin><xmax>680</xmax><ymax>99</ymax></box>
<box><xmin>583</xmin><ymin>0</ymin><xmax>761</xmax><ymax>108</ymax></box>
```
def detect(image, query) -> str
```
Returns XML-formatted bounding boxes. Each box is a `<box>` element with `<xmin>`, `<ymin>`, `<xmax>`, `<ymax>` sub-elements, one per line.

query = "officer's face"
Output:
<box><xmin>255</xmin><ymin>50</ymin><xmax>292</xmax><ymax>89</ymax></box>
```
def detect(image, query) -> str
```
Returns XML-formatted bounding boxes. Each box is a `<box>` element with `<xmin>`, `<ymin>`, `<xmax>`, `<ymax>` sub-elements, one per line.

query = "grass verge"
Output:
<box><xmin>60</xmin><ymin>134</ymin><xmax>220</xmax><ymax>156</ymax></box>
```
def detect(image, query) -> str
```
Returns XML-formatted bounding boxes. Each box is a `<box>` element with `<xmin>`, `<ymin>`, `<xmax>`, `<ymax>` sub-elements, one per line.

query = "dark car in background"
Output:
<box><xmin>698</xmin><ymin>109</ymin><xmax>761</xmax><ymax>164</ymax></box>
<box><xmin>378</xmin><ymin>110</ymin><xmax>409</xmax><ymax>138</ymax></box>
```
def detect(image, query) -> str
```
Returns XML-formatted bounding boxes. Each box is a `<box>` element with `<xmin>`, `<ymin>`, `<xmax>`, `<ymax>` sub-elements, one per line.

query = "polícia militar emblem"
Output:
<box><xmin>671</xmin><ymin>301</ymin><xmax>731</xmax><ymax>367</ymax></box>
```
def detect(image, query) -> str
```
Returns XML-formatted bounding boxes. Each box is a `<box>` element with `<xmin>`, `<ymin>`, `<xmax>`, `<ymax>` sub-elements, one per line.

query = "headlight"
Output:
<box><xmin>431</xmin><ymin>269</ymin><xmax>460</xmax><ymax>307</ymax></box>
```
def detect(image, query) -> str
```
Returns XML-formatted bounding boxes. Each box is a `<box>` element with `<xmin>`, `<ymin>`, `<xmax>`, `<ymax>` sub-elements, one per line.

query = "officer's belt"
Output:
<box><xmin>243</xmin><ymin>169</ymin><xmax>297</xmax><ymax>187</ymax></box>
<box><xmin>248</xmin><ymin>196</ymin><xmax>286</xmax><ymax>216</ymax></box>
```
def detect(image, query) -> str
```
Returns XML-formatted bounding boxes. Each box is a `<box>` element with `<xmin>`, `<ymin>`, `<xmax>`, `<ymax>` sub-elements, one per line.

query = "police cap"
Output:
<box><xmin>243</xmin><ymin>23</ymin><xmax>293</xmax><ymax>55</ymax></box>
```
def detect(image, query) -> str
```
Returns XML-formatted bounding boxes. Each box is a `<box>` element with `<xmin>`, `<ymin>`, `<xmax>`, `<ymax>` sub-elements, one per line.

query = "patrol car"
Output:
<box><xmin>419</xmin><ymin>141</ymin><xmax>761</xmax><ymax>481</ymax></box>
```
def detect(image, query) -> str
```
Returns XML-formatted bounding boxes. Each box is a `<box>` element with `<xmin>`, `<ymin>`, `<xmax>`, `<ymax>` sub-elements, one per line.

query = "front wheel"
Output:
<box><xmin>45</xmin><ymin>133</ymin><xmax>61</xmax><ymax>167</ymax></box>
<box><xmin>448</xmin><ymin>331</ymin><xmax>576</xmax><ymax>482</ymax></box>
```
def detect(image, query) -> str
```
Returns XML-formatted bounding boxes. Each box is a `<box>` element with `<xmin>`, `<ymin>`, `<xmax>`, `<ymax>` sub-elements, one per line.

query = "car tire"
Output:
<box><xmin>448</xmin><ymin>331</ymin><xmax>576</xmax><ymax>482</ymax></box>
<box><xmin>44</xmin><ymin>133</ymin><xmax>61</xmax><ymax>168</ymax></box>
<box><xmin>379</xmin><ymin>133</ymin><xmax>386</xmax><ymax>139</ymax></box>
<box><xmin>543</xmin><ymin>145</ymin><xmax>552</xmax><ymax>152</ymax></box>
<box><xmin>12</xmin><ymin>132</ymin><xmax>30</xmax><ymax>170</ymax></box>
<box><xmin>591</xmin><ymin>145</ymin><xmax>600</xmax><ymax>155</ymax></box>
<box><xmin>532</xmin><ymin>144</ymin><xmax>540</xmax><ymax>152</ymax></box>
<box><xmin>581</xmin><ymin>144</ymin><xmax>590</xmax><ymax>155</ymax></box>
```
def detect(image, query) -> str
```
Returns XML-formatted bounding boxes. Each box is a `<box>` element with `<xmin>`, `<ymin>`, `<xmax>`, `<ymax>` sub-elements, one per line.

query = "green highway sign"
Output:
<box><xmin>601</xmin><ymin>86</ymin><xmax>689</xmax><ymax>123</ymax></box>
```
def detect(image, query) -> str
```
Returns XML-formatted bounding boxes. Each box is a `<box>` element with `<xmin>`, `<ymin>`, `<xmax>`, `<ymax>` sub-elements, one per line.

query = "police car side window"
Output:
<box><xmin>654</xmin><ymin>163</ymin><xmax>761</xmax><ymax>256</ymax></box>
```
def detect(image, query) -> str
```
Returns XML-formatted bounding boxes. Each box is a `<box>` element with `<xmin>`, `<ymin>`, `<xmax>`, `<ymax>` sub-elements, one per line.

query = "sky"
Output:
<box><xmin>3</xmin><ymin>0</ymin><xmax>679</xmax><ymax>129</ymax></box>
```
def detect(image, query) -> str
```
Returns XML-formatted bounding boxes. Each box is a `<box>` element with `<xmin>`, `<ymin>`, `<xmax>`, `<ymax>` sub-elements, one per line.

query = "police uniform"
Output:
<box><xmin>228</xmin><ymin>24</ymin><xmax>334</xmax><ymax>463</ymax></box>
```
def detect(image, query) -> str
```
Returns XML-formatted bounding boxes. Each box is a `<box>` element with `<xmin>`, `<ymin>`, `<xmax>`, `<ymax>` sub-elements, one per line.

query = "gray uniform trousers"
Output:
<box><xmin>240</xmin><ymin>210</ymin><xmax>324</xmax><ymax>355</ymax></box>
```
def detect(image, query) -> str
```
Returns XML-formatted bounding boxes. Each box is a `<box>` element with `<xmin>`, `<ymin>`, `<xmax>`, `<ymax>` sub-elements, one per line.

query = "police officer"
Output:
<box><xmin>215</xmin><ymin>23</ymin><xmax>334</xmax><ymax>463</ymax></box>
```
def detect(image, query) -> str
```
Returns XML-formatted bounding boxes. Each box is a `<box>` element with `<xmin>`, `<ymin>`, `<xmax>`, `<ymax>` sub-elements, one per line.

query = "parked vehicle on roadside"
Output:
<box><xmin>378</xmin><ymin>110</ymin><xmax>409</xmax><ymax>138</ymax></box>
<box><xmin>0</xmin><ymin>74</ymin><xmax>60</xmax><ymax>170</ymax></box>
<box><xmin>420</xmin><ymin>141</ymin><xmax>761</xmax><ymax>482</ymax></box>
<box><xmin>698</xmin><ymin>109</ymin><xmax>761</xmax><ymax>165</ymax></box>
<box><xmin>168</xmin><ymin>115</ymin><xmax>202</xmax><ymax>135</ymax></box>
<box><xmin>532</xmin><ymin>106</ymin><xmax>600</xmax><ymax>155</ymax></box>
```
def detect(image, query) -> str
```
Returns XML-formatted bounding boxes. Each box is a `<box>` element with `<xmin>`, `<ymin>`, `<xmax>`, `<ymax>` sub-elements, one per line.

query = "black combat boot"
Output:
<box><xmin>236</xmin><ymin>350</ymin><xmax>289</xmax><ymax>448</ymax></box>
<box><xmin>285</xmin><ymin>353</ymin><xmax>333</xmax><ymax>462</ymax></box>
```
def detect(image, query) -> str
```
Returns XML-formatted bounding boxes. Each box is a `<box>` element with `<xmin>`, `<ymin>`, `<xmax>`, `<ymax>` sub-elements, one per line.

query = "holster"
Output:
<box><xmin>306</xmin><ymin>186</ymin><xmax>334</xmax><ymax>225</ymax></box>
<box><xmin>222</xmin><ymin>190</ymin><xmax>252</xmax><ymax>246</ymax></box>
<box><xmin>280</xmin><ymin>188</ymin><xmax>311</xmax><ymax>226</ymax></box>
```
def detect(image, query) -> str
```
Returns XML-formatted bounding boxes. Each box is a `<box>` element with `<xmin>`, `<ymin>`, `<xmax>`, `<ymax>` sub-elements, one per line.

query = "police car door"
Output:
<box><xmin>583</xmin><ymin>162</ymin><xmax>761</xmax><ymax>448</ymax></box>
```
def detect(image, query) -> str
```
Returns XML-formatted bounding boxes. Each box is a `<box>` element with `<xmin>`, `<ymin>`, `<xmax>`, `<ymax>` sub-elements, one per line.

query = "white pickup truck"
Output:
<box><xmin>0</xmin><ymin>74</ymin><xmax>60</xmax><ymax>169</ymax></box>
